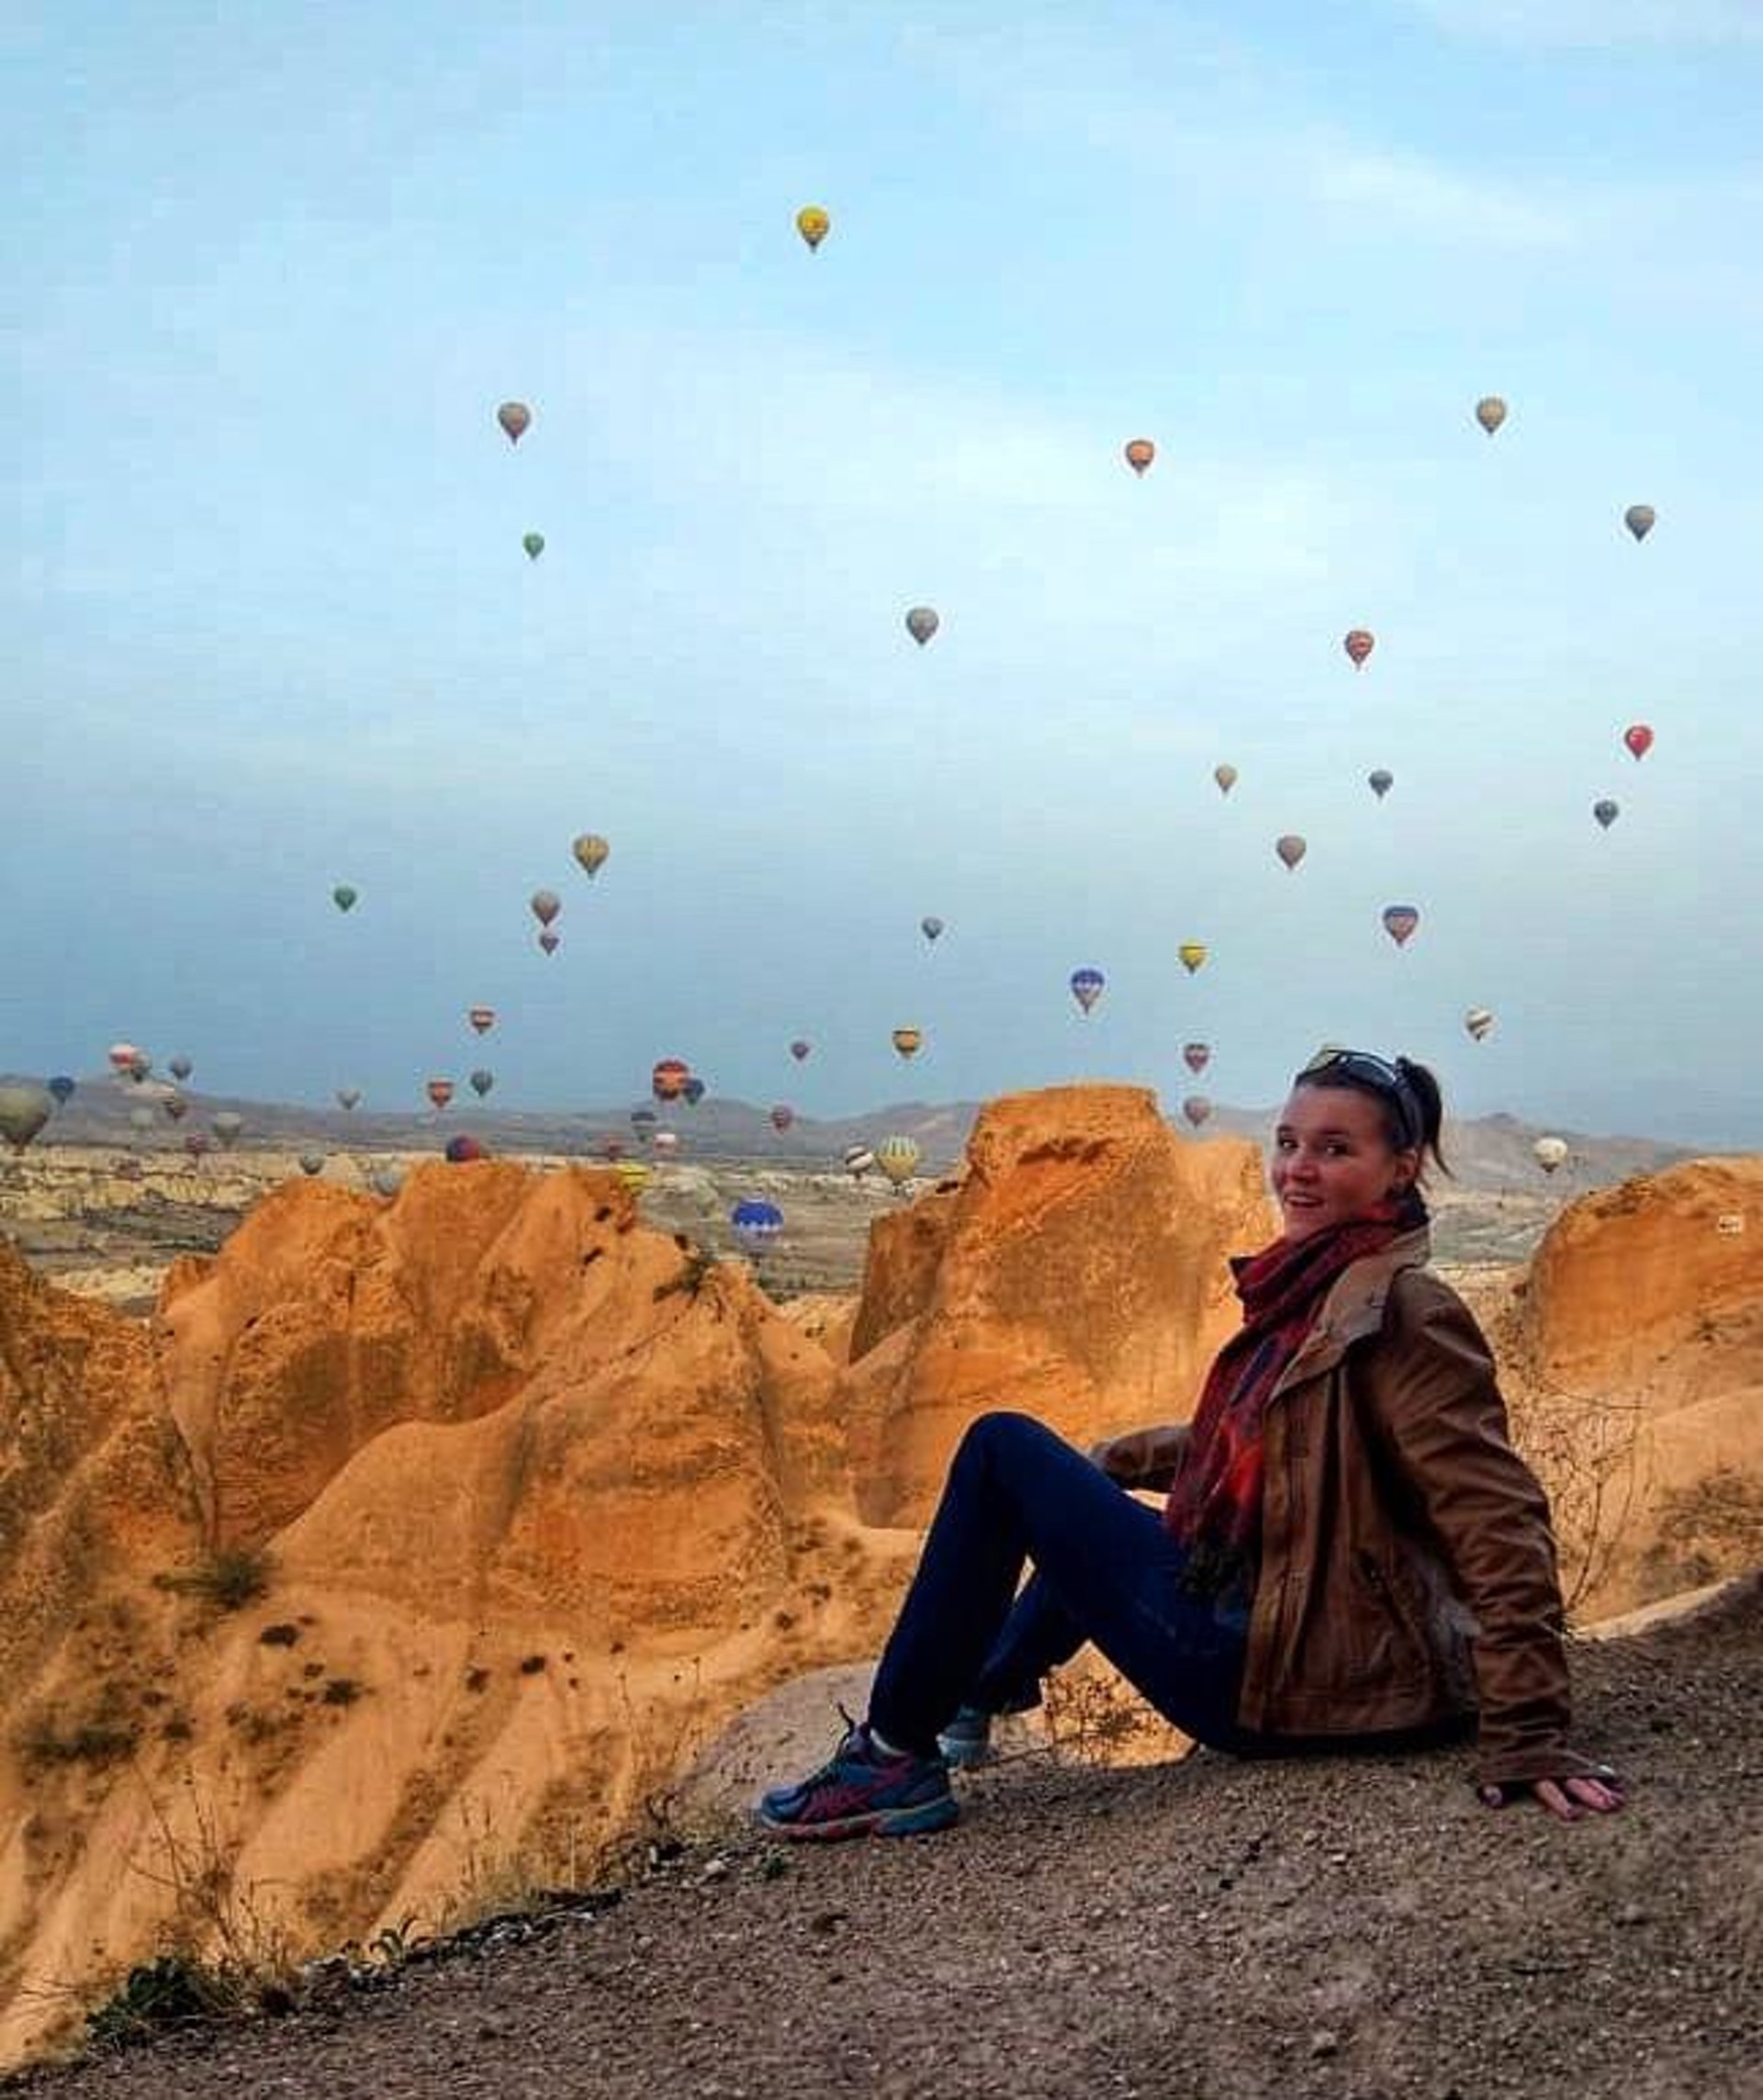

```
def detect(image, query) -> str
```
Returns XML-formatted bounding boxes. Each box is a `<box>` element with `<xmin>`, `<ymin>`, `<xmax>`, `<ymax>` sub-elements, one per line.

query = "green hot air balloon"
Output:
<box><xmin>0</xmin><ymin>1078</ymin><xmax>54</xmax><ymax>1153</ymax></box>
<box><xmin>332</xmin><ymin>885</ymin><xmax>358</xmax><ymax>913</ymax></box>
<box><xmin>522</xmin><ymin>532</ymin><xmax>545</xmax><ymax>561</ymax></box>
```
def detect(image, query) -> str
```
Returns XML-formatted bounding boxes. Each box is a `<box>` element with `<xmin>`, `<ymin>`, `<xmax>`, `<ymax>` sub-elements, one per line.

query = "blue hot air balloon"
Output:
<box><xmin>1070</xmin><ymin>967</ymin><xmax>1106</xmax><ymax>1015</ymax></box>
<box><xmin>731</xmin><ymin>1198</ymin><xmax>784</xmax><ymax>1250</ymax></box>
<box><xmin>48</xmin><ymin>1076</ymin><xmax>76</xmax><ymax>1106</ymax></box>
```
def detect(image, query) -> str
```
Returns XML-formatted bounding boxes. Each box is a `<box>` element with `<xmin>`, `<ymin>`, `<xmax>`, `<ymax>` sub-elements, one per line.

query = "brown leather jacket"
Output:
<box><xmin>1096</xmin><ymin>1229</ymin><xmax>1609</xmax><ymax>1791</ymax></box>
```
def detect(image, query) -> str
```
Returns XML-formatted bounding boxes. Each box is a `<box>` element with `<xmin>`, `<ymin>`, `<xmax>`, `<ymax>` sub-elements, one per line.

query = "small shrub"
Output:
<box><xmin>465</xmin><ymin>1666</ymin><xmax>491</xmax><ymax>1693</ymax></box>
<box><xmin>320</xmin><ymin>1678</ymin><xmax>363</xmax><ymax>1707</ymax></box>
<box><xmin>518</xmin><ymin>1655</ymin><xmax>547</xmax><ymax>1677</ymax></box>
<box><xmin>17</xmin><ymin>1715</ymin><xmax>139</xmax><ymax>1770</ymax></box>
<box><xmin>257</xmin><ymin>1623</ymin><xmax>300</xmax><ymax>1648</ymax></box>
<box><xmin>155</xmin><ymin>1546</ymin><xmax>274</xmax><ymax>1612</ymax></box>
<box><xmin>85</xmin><ymin>1953</ymin><xmax>240</xmax><ymax>2053</ymax></box>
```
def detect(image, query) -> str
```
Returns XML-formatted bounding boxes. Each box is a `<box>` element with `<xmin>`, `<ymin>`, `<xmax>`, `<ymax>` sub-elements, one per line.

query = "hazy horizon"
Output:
<box><xmin>8</xmin><ymin>4</ymin><xmax>1762</xmax><ymax>1150</ymax></box>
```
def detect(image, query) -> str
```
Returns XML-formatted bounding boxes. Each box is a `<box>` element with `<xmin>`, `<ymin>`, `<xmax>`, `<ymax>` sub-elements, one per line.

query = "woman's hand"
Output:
<box><xmin>1479</xmin><ymin>1769</ymin><xmax>1625</xmax><ymax>1820</ymax></box>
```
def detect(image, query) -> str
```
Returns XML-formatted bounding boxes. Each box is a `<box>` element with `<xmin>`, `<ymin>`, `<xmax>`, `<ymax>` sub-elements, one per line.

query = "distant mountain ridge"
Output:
<box><xmin>33</xmin><ymin>1077</ymin><xmax>1701</xmax><ymax>1195</ymax></box>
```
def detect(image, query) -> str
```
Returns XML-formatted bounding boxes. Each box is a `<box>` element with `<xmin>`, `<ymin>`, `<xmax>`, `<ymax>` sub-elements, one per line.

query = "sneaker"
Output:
<box><xmin>757</xmin><ymin>1720</ymin><xmax>958</xmax><ymax>1842</ymax></box>
<box><xmin>937</xmin><ymin>1705</ymin><xmax>995</xmax><ymax>1770</ymax></box>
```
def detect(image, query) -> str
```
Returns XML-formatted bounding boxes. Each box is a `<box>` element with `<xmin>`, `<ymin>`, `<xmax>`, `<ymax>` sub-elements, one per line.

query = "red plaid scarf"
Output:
<box><xmin>1164</xmin><ymin>1201</ymin><xmax>1420</xmax><ymax>1611</ymax></box>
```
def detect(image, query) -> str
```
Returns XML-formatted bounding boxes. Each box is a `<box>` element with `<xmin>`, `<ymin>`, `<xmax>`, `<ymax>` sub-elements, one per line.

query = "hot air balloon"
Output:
<box><xmin>184</xmin><ymin>1130</ymin><xmax>212</xmax><ymax>1163</ymax></box>
<box><xmin>426</xmin><ymin>1079</ymin><xmax>454</xmax><ymax>1111</ymax></box>
<box><xmin>444</xmin><ymin>1135</ymin><xmax>486</xmax><ymax>1163</ymax></box>
<box><xmin>1464</xmin><ymin>1007</ymin><xmax>1495</xmax><ymax>1042</ymax></box>
<box><xmin>1177</xmin><ymin>942</ymin><xmax>1209</xmax><ymax>975</ymax></box>
<box><xmin>921</xmin><ymin>916</ymin><xmax>944</xmax><ymax>942</ymax></box>
<box><xmin>652</xmin><ymin>1058</ymin><xmax>691</xmax><ymax>1102</ymax></box>
<box><xmin>332</xmin><ymin>885</ymin><xmax>357</xmax><ymax>913</ymax></box>
<box><xmin>1368</xmin><ymin>769</ymin><xmax>1394</xmax><ymax>801</ymax></box>
<box><xmin>469</xmin><ymin>1069</ymin><xmax>494</xmax><ymax>1098</ymax></box>
<box><xmin>843</xmin><ymin>1143</ymin><xmax>874</xmax><ymax>1180</ymax></box>
<box><xmin>652</xmin><ymin>1129</ymin><xmax>679</xmax><ymax>1158</ymax></box>
<box><xmin>1182</xmin><ymin>1095</ymin><xmax>1213</xmax><ymax>1129</ymax></box>
<box><xmin>467</xmin><ymin>1006</ymin><xmax>497</xmax><ymax>1036</ymax></box>
<box><xmin>893</xmin><ymin>1028</ymin><xmax>923</xmax><ymax>1059</ymax></box>
<box><xmin>795</xmin><ymin>205</ymin><xmax>830</xmax><ymax>251</ymax></box>
<box><xmin>683</xmin><ymin>1076</ymin><xmax>706</xmax><ymax>1106</ymax></box>
<box><xmin>168</xmin><ymin>1055</ymin><xmax>193</xmax><ymax>1083</ymax></box>
<box><xmin>732</xmin><ymin>1198</ymin><xmax>784</xmax><ymax>1249</ymax></box>
<box><xmin>210</xmin><ymin>1111</ymin><xmax>243</xmax><ymax>1150</ymax></box>
<box><xmin>336</xmin><ymin>1087</ymin><xmax>362</xmax><ymax>1111</ymax></box>
<box><xmin>0</xmin><ymin>1080</ymin><xmax>54</xmax><ymax>1154</ymax></box>
<box><xmin>1623</xmin><ymin>724</ymin><xmax>1654</xmax><ymax>760</ymax></box>
<box><xmin>163</xmin><ymin>1093</ymin><xmax>189</xmax><ymax>1122</ymax></box>
<box><xmin>769</xmin><ymin>1105</ymin><xmax>795</xmax><ymax>1133</ymax></box>
<box><xmin>48</xmin><ymin>1076</ymin><xmax>75</xmax><ymax>1106</ymax></box>
<box><xmin>1213</xmin><ymin>764</ymin><xmax>1238</xmax><ymax>795</ymax></box>
<box><xmin>600</xmin><ymin>1136</ymin><xmax>627</xmax><ymax>1162</ymax></box>
<box><xmin>614</xmin><ymin>1159</ymin><xmax>651</xmax><ymax>1194</ymax></box>
<box><xmin>1593</xmin><ymin>799</ymin><xmax>1620</xmax><ymax>830</ymax></box>
<box><xmin>1381</xmin><ymin>904</ymin><xmax>1421</xmax><ymax>949</ymax></box>
<box><xmin>298</xmin><ymin>1152</ymin><xmax>325</xmax><ymax>1177</ymax></box>
<box><xmin>631</xmin><ymin>1106</ymin><xmax>659</xmax><ymax>1137</ymax></box>
<box><xmin>538</xmin><ymin>929</ymin><xmax>560</xmax><ymax>955</ymax></box>
<box><xmin>1124</xmin><ymin>438</ymin><xmax>1155</xmax><ymax>477</ymax></box>
<box><xmin>1343</xmin><ymin>629</ymin><xmax>1375</xmax><ymax>669</ymax></box>
<box><xmin>1624</xmin><ymin>505</ymin><xmax>1655</xmax><ymax>542</ymax></box>
<box><xmin>905</xmin><ymin>606</ymin><xmax>939</xmax><ymax>646</ymax></box>
<box><xmin>790</xmin><ymin>1040</ymin><xmax>812</xmax><ymax>1062</ymax></box>
<box><xmin>107</xmin><ymin>1043</ymin><xmax>140</xmax><ymax>1077</ymax></box>
<box><xmin>1475</xmin><ymin>396</ymin><xmax>1508</xmax><ymax>436</ymax></box>
<box><xmin>370</xmin><ymin>1164</ymin><xmax>403</xmax><ymax>1196</ymax></box>
<box><xmin>876</xmin><ymin>1135</ymin><xmax>921</xmax><ymax>1189</ymax></box>
<box><xmin>497</xmin><ymin>400</ymin><xmax>531</xmax><ymax>444</ymax></box>
<box><xmin>1275</xmin><ymin>834</ymin><xmax>1308</xmax><ymax>870</ymax></box>
<box><xmin>1183</xmin><ymin>1042</ymin><xmax>1211</xmax><ymax>1075</ymax></box>
<box><xmin>522</xmin><ymin>532</ymin><xmax>545</xmax><ymax>561</ymax></box>
<box><xmin>530</xmin><ymin>889</ymin><xmax>561</xmax><ymax>927</ymax></box>
<box><xmin>1533</xmin><ymin>1136</ymin><xmax>1569</xmax><ymax>1175</ymax></box>
<box><xmin>572</xmin><ymin>834</ymin><xmax>610</xmax><ymax>877</ymax></box>
<box><xmin>1070</xmin><ymin>968</ymin><xmax>1106</xmax><ymax>1015</ymax></box>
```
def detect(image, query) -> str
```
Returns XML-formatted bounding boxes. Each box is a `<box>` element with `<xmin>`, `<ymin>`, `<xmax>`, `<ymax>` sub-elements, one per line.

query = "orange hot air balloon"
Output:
<box><xmin>426</xmin><ymin>1079</ymin><xmax>455</xmax><ymax>1111</ymax></box>
<box><xmin>1474</xmin><ymin>396</ymin><xmax>1508</xmax><ymax>435</ymax></box>
<box><xmin>1343</xmin><ymin>629</ymin><xmax>1375</xmax><ymax>669</ymax></box>
<box><xmin>795</xmin><ymin>205</ymin><xmax>830</xmax><ymax>251</ymax></box>
<box><xmin>1123</xmin><ymin>438</ymin><xmax>1155</xmax><ymax>477</ymax></box>
<box><xmin>497</xmin><ymin>400</ymin><xmax>531</xmax><ymax>444</ymax></box>
<box><xmin>651</xmin><ymin>1058</ymin><xmax>691</xmax><ymax>1102</ymax></box>
<box><xmin>467</xmin><ymin>1006</ymin><xmax>496</xmax><ymax>1036</ymax></box>
<box><xmin>1623</xmin><ymin>724</ymin><xmax>1654</xmax><ymax>760</ymax></box>
<box><xmin>892</xmin><ymin>1027</ymin><xmax>923</xmax><ymax>1060</ymax></box>
<box><xmin>1275</xmin><ymin>834</ymin><xmax>1308</xmax><ymax>870</ymax></box>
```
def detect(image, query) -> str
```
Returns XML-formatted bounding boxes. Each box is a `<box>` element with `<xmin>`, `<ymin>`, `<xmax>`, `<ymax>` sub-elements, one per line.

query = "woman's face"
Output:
<box><xmin>1271</xmin><ymin>1084</ymin><xmax>1415</xmax><ymax>1242</ymax></box>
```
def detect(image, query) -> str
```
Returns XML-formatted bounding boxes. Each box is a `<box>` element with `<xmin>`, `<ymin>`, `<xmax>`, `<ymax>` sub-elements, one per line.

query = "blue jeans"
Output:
<box><xmin>868</xmin><ymin>1411</ymin><xmax>1267</xmax><ymax>1760</ymax></box>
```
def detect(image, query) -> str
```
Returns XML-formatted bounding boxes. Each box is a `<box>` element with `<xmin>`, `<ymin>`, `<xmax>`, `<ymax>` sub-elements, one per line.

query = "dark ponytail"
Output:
<box><xmin>1392</xmin><ymin>1056</ymin><xmax>1450</xmax><ymax>1187</ymax></box>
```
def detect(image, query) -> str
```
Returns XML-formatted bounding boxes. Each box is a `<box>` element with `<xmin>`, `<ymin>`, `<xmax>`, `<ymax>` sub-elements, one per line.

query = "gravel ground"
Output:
<box><xmin>11</xmin><ymin>1577</ymin><xmax>1758</xmax><ymax>2100</ymax></box>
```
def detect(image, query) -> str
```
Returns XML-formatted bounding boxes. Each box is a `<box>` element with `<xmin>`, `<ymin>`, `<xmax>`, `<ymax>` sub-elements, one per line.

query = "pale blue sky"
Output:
<box><xmin>6</xmin><ymin>2</ymin><xmax>1762</xmax><ymax>1144</ymax></box>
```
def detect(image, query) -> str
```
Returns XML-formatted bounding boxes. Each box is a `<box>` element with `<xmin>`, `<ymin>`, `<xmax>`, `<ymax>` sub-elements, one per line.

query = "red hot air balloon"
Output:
<box><xmin>1623</xmin><ymin>724</ymin><xmax>1654</xmax><ymax>760</ymax></box>
<box><xmin>651</xmin><ymin>1058</ymin><xmax>691</xmax><ymax>1102</ymax></box>
<box><xmin>467</xmin><ymin>1006</ymin><xmax>497</xmax><ymax>1035</ymax></box>
<box><xmin>1183</xmin><ymin>1042</ymin><xmax>1211</xmax><ymax>1075</ymax></box>
<box><xmin>426</xmin><ymin>1079</ymin><xmax>455</xmax><ymax>1111</ymax></box>
<box><xmin>1123</xmin><ymin>438</ymin><xmax>1155</xmax><ymax>477</ymax></box>
<box><xmin>530</xmin><ymin>889</ymin><xmax>561</xmax><ymax>927</ymax></box>
<box><xmin>1343</xmin><ymin>629</ymin><xmax>1375</xmax><ymax>668</ymax></box>
<box><xmin>445</xmin><ymin>1135</ymin><xmax>488</xmax><ymax>1163</ymax></box>
<box><xmin>498</xmin><ymin>401</ymin><xmax>531</xmax><ymax>444</ymax></box>
<box><xmin>769</xmin><ymin>1105</ymin><xmax>795</xmax><ymax>1132</ymax></box>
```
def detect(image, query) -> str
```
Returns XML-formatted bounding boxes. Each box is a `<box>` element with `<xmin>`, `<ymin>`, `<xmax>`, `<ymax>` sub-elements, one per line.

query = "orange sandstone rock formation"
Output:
<box><xmin>838</xmin><ymin>1085</ymin><xmax>1275</xmax><ymax>1528</ymax></box>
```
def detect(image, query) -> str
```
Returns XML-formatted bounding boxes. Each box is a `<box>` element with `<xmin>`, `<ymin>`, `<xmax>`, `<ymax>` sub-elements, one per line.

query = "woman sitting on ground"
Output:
<box><xmin>759</xmin><ymin>1048</ymin><xmax>1624</xmax><ymax>1838</ymax></box>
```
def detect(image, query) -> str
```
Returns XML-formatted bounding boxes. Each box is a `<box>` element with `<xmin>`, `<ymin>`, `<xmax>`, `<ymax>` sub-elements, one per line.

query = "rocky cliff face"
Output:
<box><xmin>839</xmin><ymin>1086</ymin><xmax>1275</xmax><ymax>1526</ymax></box>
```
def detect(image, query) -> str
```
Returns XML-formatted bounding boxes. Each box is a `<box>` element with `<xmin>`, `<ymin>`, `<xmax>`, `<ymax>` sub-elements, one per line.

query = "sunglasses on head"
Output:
<box><xmin>1296</xmin><ymin>1048</ymin><xmax>1424</xmax><ymax>1148</ymax></box>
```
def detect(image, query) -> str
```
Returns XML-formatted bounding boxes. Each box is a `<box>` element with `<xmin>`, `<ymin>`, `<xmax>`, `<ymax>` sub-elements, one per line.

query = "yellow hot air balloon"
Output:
<box><xmin>572</xmin><ymin>833</ymin><xmax>611</xmax><ymax>878</ymax></box>
<box><xmin>615</xmin><ymin>1159</ymin><xmax>652</xmax><ymax>1193</ymax></box>
<box><xmin>892</xmin><ymin>1027</ymin><xmax>923</xmax><ymax>1060</ymax></box>
<box><xmin>1177</xmin><ymin>942</ymin><xmax>1209</xmax><ymax>975</ymax></box>
<box><xmin>875</xmin><ymin>1135</ymin><xmax>921</xmax><ymax>1189</ymax></box>
<box><xmin>795</xmin><ymin>206</ymin><xmax>830</xmax><ymax>252</ymax></box>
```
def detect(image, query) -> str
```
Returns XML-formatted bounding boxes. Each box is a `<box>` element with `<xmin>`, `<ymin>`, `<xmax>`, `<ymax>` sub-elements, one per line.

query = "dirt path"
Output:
<box><xmin>11</xmin><ymin>1578</ymin><xmax>1758</xmax><ymax>2100</ymax></box>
